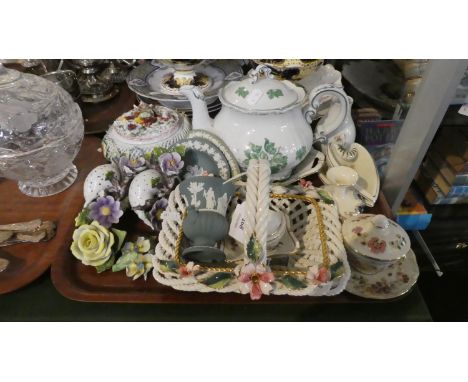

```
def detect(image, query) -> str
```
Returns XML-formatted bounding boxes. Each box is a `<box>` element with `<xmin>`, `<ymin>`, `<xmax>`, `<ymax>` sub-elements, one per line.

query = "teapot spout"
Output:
<box><xmin>180</xmin><ymin>85</ymin><xmax>214</xmax><ymax>132</ymax></box>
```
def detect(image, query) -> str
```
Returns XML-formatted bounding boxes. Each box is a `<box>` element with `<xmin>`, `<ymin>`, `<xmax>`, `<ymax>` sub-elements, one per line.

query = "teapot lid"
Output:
<box><xmin>342</xmin><ymin>214</ymin><xmax>411</xmax><ymax>261</ymax></box>
<box><xmin>110</xmin><ymin>102</ymin><xmax>184</xmax><ymax>143</ymax></box>
<box><xmin>219</xmin><ymin>65</ymin><xmax>304</xmax><ymax>113</ymax></box>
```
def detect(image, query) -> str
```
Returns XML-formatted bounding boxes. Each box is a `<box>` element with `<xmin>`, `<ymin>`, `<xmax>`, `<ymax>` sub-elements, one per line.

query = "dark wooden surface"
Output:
<box><xmin>0</xmin><ymin>136</ymin><xmax>105</xmax><ymax>294</ymax></box>
<box><xmin>82</xmin><ymin>83</ymin><xmax>137</xmax><ymax>134</ymax></box>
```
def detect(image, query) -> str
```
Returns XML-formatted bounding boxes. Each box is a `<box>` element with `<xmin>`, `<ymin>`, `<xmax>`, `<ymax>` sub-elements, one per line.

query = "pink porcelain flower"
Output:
<box><xmin>306</xmin><ymin>265</ymin><xmax>331</xmax><ymax>284</ymax></box>
<box><xmin>178</xmin><ymin>261</ymin><xmax>200</xmax><ymax>278</ymax></box>
<box><xmin>238</xmin><ymin>263</ymin><xmax>275</xmax><ymax>300</ymax></box>
<box><xmin>299</xmin><ymin>178</ymin><xmax>314</xmax><ymax>190</ymax></box>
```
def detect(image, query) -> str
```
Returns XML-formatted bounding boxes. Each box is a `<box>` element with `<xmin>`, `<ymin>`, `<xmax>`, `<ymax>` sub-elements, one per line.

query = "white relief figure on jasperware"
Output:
<box><xmin>187</xmin><ymin>182</ymin><xmax>204</xmax><ymax>208</ymax></box>
<box><xmin>216</xmin><ymin>193</ymin><xmax>228</xmax><ymax>215</ymax></box>
<box><xmin>204</xmin><ymin>187</ymin><xmax>216</xmax><ymax>210</ymax></box>
<box><xmin>184</xmin><ymin>165</ymin><xmax>210</xmax><ymax>179</ymax></box>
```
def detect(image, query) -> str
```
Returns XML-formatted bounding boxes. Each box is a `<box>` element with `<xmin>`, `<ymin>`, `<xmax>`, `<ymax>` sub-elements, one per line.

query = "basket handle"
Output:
<box><xmin>243</xmin><ymin>159</ymin><xmax>271</xmax><ymax>265</ymax></box>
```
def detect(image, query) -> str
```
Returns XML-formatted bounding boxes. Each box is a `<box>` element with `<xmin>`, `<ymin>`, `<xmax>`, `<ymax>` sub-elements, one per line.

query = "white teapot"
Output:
<box><xmin>181</xmin><ymin>64</ymin><xmax>354</xmax><ymax>180</ymax></box>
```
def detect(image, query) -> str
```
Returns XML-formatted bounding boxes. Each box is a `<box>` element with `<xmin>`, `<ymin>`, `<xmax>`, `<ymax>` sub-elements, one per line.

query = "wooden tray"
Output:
<box><xmin>51</xmin><ymin>137</ymin><xmax>393</xmax><ymax>304</ymax></box>
<box><xmin>0</xmin><ymin>136</ymin><xmax>105</xmax><ymax>294</ymax></box>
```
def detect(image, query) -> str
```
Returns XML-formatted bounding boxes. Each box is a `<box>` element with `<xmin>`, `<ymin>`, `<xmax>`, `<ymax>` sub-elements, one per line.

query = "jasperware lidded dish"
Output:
<box><xmin>0</xmin><ymin>66</ymin><xmax>84</xmax><ymax>197</ymax></box>
<box><xmin>102</xmin><ymin>102</ymin><xmax>191</xmax><ymax>161</ymax></box>
<box><xmin>342</xmin><ymin>214</ymin><xmax>411</xmax><ymax>274</ymax></box>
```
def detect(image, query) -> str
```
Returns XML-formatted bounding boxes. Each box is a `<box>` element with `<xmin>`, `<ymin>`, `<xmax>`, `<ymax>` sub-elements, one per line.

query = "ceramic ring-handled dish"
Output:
<box><xmin>342</xmin><ymin>214</ymin><xmax>411</xmax><ymax>275</ymax></box>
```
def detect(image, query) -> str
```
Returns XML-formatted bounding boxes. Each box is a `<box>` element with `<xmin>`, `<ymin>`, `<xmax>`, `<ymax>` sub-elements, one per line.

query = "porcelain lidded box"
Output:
<box><xmin>102</xmin><ymin>102</ymin><xmax>191</xmax><ymax>161</ymax></box>
<box><xmin>342</xmin><ymin>214</ymin><xmax>411</xmax><ymax>275</ymax></box>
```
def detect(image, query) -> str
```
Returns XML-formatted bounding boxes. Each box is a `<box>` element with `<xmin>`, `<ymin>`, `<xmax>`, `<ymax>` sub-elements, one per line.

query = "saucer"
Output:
<box><xmin>187</xmin><ymin>129</ymin><xmax>241</xmax><ymax>177</ymax></box>
<box><xmin>280</xmin><ymin>148</ymin><xmax>325</xmax><ymax>186</ymax></box>
<box><xmin>345</xmin><ymin>248</ymin><xmax>419</xmax><ymax>300</ymax></box>
<box><xmin>177</xmin><ymin>137</ymin><xmax>231</xmax><ymax>180</ymax></box>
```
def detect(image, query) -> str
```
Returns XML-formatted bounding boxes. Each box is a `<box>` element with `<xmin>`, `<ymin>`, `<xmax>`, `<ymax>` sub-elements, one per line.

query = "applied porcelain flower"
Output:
<box><xmin>135</xmin><ymin>236</ymin><xmax>151</xmax><ymax>253</ymax></box>
<box><xmin>118</xmin><ymin>156</ymin><xmax>147</xmax><ymax>177</ymax></box>
<box><xmin>299</xmin><ymin>178</ymin><xmax>314</xmax><ymax>190</ymax></box>
<box><xmin>306</xmin><ymin>264</ymin><xmax>331</xmax><ymax>284</ymax></box>
<box><xmin>238</xmin><ymin>263</ymin><xmax>275</xmax><ymax>300</ymax></box>
<box><xmin>178</xmin><ymin>261</ymin><xmax>200</xmax><ymax>278</ymax></box>
<box><xmin>88</xmin><ymin>195</ymin><xmax>123</xmax><ymax>228</ymax></box>
<box><xmin>112</xmin><ymin>237</ymin><xmax>153</xmax><ymax>280</ymax></box>
<box><xmin>158</xmin><ymin>152</ymin><xmax>184</xmax><ymax>176</ymax></box>
<box><xmin>125</xmin><ymin>254</ymin><xmax>153</xmax><ymax>280</ymax></box>
<box><xmin>149</xmin><ymin>198</ymin><xmax>168</xmax><ymax>232</ymax></box>
<box><xmin>70</xmin><ymin>221</ymin><xmax>115</xmax><ymax>267</ymax></box>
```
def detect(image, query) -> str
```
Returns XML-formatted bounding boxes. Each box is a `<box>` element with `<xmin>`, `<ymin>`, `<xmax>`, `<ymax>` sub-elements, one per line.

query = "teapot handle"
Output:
<box><xmin>304</xmin><ymin>84</ymin><xmax>355</xmax><ymax>148</ymax></box>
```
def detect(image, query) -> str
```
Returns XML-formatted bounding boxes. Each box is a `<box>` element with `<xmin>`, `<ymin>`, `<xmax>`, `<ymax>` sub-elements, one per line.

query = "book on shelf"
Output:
<box><xmin>432</xmin><ymin>126</ymin><xmax>468</xmax><ymax>163</ymax></box>
<box><xmin>415</xmin><ymin>169</ymin><xmax>468</xmax><ymax>205</ymax></box>
<box><xmin>422</xmin><ymin>157</ymin><xmax>453</xmax><ymax>196</ymax></box>
<box><xmin>428</xmin><ymin>150</ymin><xmax>468</xmax><ymax>186</ymax></box>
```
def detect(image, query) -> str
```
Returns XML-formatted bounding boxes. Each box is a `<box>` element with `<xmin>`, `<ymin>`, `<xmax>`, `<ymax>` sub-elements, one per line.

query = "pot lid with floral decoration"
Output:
<box><xmin>219</xmin><ymin>64</ymin><xmax>305</xmax><ymax>113</ymax></box>
<box><xmin>342</xmin><ymin>214</ymin><xmax>411</xmax><ymax>261</ymax></box>
<box><xmin>109</xmin><ymin>102</ymin><xmax>186</xmax><ymax>144</ymax></box>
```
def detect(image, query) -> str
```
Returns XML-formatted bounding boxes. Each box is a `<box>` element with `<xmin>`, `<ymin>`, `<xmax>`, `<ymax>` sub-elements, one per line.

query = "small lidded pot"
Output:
<box><xmin>342</xmin><ymin>214</ymin><xmax>410</xmax><ymax>275</ymax></box>
<box><xmin>102</xmin><ymin>102</ymin><xmax>190</xmax><ymax>161</ymax></box>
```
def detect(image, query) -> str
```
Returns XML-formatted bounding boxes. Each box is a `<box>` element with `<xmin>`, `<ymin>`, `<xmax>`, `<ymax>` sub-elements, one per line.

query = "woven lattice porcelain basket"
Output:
<box><xmin>152</xmin><ymin>159</ymin><xmax>350</xmax><ymax>299</ymax></box>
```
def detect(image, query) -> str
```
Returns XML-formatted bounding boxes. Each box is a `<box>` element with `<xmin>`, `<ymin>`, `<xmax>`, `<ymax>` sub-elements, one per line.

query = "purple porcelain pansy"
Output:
<box><xmin>89</xmin><ymin>196</ymin><xmax>124</xmax><ymax>228</ymax></box>
<box><xmin>118</xmin><ymin>156</ymin><xmax>146</xmax><ymax>177</ymax></box>
<box><xmin>149</xmin><ymin>198</ymin><xmax>169</xmax><ymax>232</ymax></box>
<box><xmin>158</xmin><ymin>152</ymin><xmax>184</xmax><ymax>176</ymax></box>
